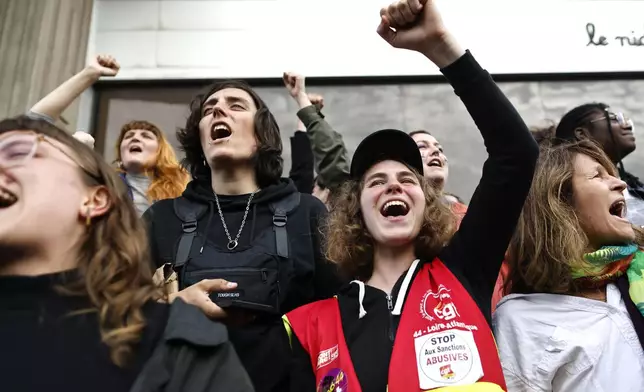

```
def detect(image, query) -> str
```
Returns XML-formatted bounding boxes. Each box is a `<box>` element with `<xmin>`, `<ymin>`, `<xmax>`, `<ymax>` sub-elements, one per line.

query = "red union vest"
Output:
<box><xmin>284</xmin><ymin>259</ymin><xmax>506</xmax><ymax>392</ymax></box>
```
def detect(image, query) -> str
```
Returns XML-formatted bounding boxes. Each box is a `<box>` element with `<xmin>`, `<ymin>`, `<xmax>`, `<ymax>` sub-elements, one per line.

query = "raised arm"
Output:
<box><xmin>30</xmin><ymin>55</ymin><xmax>119</xmax><ymax>120</ymax></box>
<box><xmin>378</xmin><ymin>0</ymin><xmax>539</xmax><ymax>310</ymax></box>
<box><xmin>289</xmin><ymin>130</ymin><xmax>315</xmax><ymax>193</ymax></box>
<box><xmin>283</xmin><ymin>73</ymin><xmax>350</xmax><ymax>190</ymax></box>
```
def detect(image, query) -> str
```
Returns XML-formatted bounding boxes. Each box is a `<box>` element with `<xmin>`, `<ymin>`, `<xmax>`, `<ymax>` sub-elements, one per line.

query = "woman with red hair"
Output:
<box><xmin>113</xmin><ymin>120</ymin><xmax>188</xmax><ymax>215</ymax></box>
<box><xmin>29</xmin><ymin>55</ymin><xmax>188</xmax><ymax>215</ymax></box>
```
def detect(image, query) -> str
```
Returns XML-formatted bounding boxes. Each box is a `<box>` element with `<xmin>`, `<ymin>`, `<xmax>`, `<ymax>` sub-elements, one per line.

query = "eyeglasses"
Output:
<box><xmin>0</xmin><ymin>132</ymin><xmax>101</xmax><ymax>182</ymax></box>
<box><xmin>590</xmin><ymin>111</ymin><xmax>633</xmax><ymax>129</ymax></box>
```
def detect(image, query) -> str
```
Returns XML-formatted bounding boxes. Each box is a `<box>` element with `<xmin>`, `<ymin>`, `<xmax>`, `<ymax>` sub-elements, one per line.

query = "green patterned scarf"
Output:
<box><xmin>572</xmin><ymin>243</ymin><xmax>644</xmax><ymax>316</ymax></box>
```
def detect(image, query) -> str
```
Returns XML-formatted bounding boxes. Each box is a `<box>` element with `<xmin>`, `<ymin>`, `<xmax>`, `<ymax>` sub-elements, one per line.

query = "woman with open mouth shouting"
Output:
<box><xmin>0</xmin><ymin>116</ymin><xmax>252</xmax><ymax>392</ymax></box>
<box><xmin>546</xmin><ymin>103</ymin><xmax>644</xmax><ymax>227</ymax></box>
<box><xmin>28</xmin><ymin>54</ymin><xmax>189</xmax><ymax>216</ymax></box>
<box><xmin>494</xmin><ymin>138</ymin><xmax>644</xmax><ymax>391</ymax></box>
<box><xmin>113</xmin><ymin>120</ymin><xmax>189</xmax><ymax>216</ymax></box>
<box><xmin>283</xmin><ymin>0</ymin><xmax>538</xmax><ymax>391</ymax></box>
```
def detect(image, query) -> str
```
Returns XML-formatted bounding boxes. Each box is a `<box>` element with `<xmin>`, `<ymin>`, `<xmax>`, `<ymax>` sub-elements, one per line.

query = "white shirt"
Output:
<box><xmin>493</xmin><ymin>284</ymin><xmax>644</xmax><ymax>392</ymax></box>
<box><xmin>624</xmin><ymin>188</ymin><xmax>644</xmax><ymax>227</ymax></box>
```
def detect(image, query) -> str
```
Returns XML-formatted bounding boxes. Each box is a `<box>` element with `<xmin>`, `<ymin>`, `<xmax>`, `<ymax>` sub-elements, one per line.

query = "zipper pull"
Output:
<box><xmin>261</xmin><ymin>269</ymin><xmax>267</xmax><ymax>282</ymax></box>
<box><xmin>386</xmin><ymin>294</ymin><xmax>393</xmax><ymax>311</ymax></box>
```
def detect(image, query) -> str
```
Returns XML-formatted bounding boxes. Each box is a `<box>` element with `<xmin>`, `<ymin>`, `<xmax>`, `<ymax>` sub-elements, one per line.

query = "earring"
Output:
<box><xmin>85</xmin><ymin>207</ymin><xmax>92</xmax><ymax>226</ymax></box>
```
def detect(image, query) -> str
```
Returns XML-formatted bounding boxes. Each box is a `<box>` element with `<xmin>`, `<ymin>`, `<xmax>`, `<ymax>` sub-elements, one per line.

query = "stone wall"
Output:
<box><xmin>98</xmin><ymin>78</ymin><xmax>644</xmax><ymax>202</ymax></box>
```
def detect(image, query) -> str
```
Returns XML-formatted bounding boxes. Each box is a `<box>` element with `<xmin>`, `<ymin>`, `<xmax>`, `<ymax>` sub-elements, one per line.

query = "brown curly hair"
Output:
<box><xmin>505</xmin><ymin>135</ymin><xmax>644</xmax><ymax>295</ymax></box>
<box><xmin>325</xmin><ymin>167</ymin><xmax>457</xmax><ymax>280</ymax></box>
<box><xmin>115</xmin><ymin>120</ymin><xmax>189</xmax><ymax>201</ymax></box>
<box><xmin>0</xmin><ymin>116</ymin><xmax>163</xmax><ymax>367</ymax></box>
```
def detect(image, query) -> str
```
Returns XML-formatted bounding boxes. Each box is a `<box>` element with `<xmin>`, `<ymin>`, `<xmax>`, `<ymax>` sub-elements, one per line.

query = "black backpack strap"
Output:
<box><xmin>172</xmin><ymin>198</ymin><xmax>208</xmax><ymax>269</ymax></box>
<box><xmin>269</xmin><ymin>192</ymin><xmax>301</xmax><ymax>259</ymax></box>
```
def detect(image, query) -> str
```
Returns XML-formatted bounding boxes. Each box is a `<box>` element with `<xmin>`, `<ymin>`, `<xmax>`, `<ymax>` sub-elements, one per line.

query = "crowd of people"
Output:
<box><xmin>1</xmin><ymin>0</ymin><xmax>643</xmax><ymax>391</ymax></box>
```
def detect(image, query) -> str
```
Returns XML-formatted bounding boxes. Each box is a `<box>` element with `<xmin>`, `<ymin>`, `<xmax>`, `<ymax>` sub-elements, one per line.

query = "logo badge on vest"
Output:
<box><xmin>420</xmin><ymin>284</ymin><xmax>460</xmax><ymax>322</ymax></box>
<box><xmin>317</xmin><ymin>345</ymin><xmax>339</xmax><ymax>369</ymax></box>
<box><xmin>414</xmin><ymin>329</ymin><xmax>484</xmax><ymax>389</ymax></box>
<box><xmin>317</xmin><ymin>368</ymin><xmax>348</xmax><ymax>392</ymax></box>
<box><xmin>414</xmin><ymin>284</ymin><xmax>484</xmax><ymax>389</ymax></box>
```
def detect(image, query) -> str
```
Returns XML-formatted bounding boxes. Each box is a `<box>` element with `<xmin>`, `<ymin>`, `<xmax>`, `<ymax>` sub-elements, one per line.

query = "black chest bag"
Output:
<box><xmin>170</xmin><ymin>193</ymin><xmax>300</xmax><ymax>315</ymax></box>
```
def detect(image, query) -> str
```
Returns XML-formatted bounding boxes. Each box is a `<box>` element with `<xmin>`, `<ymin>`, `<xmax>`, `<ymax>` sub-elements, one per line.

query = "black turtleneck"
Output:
<box><xmin>0</xmin><ymin>271</ymin><xmax>169</xmax><ymax>392</ymax></box>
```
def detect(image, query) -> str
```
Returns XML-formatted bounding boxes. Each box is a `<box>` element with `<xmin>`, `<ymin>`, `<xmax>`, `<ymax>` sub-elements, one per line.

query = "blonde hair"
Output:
<box><xmin>324</xmin><ymin>167</ymin><xmax>457</xmax><ymax>280</ymax></box>
<box><xmin>115</xmin><ymin>120</ymin><xmax>189</xmax><ymax>201</ymax></box>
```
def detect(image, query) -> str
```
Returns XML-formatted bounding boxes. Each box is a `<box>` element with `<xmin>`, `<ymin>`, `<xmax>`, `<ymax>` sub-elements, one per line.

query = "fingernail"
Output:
<box><xmin>227</xmin><ymin>282</ymin><xmax>237</xmax><ymax>288</ymax></box>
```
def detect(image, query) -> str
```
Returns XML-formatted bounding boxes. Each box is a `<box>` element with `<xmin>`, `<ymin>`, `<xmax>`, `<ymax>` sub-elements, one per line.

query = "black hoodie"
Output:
<box><xmin>143</xmin><ymin>177</ymin><xmax>342</xmax><ymax>392</ymax></box>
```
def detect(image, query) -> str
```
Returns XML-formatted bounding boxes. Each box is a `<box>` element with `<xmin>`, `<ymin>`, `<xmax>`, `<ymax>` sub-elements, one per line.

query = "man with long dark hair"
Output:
<box><xmin>143</xmin><ymin>80</ymin><xmax>341</xmax><ymax>392</ymax></box>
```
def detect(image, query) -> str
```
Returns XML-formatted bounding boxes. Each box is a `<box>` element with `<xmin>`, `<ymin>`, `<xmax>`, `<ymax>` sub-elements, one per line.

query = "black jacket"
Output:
<box><xmin>143</xmin><ymin>178</ymin><xmax>342</xmax><ymax>392</ymax></box>
<box><xmin>289</xmin><ymin>131</ymin><xmax>315</xmax><ymax>194</ymax></box>
<box><xmin>0</xmin><ymin>271</ymin><xmax>167</xmax><ymax>392</ymax></box>
<box><xmin>131</xmin><ymin>298</ymin><xmax>254</xmax><ymax>392</ymax></box>
<box><xmin>289</xmin><ymin>51</ymin><xmax>539</xmax><ymax>392</ymax></box>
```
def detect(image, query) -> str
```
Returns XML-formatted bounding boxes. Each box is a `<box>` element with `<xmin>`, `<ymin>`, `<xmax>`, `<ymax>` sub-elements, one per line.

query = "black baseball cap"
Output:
<box><xmin>350</xmin><ymin>129</ymin><xmax>424</xmax><ymax>180</ymax></box>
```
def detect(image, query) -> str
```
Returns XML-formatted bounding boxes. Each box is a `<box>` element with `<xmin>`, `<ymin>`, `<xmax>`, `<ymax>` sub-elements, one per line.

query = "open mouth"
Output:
<box><xmin>0</xmin><ymin>187</ymin><xmax>17</xmax><ymax>208</ymax></box>
<box><xmin>129</xmin><ymin>145</ymin><xmax>143</xmax><ymax>153</ymax></box>
<box><xmin>380</xmin><ymin>200</ymin><xmax>410</xmax><ymax>218</ymax></box>
<box><xmin>609</xmin><ymin>199</ymin><xmax>627</xmax><ymax>219</ymax></box>
<box><xmin>211</xmin><ymin>123</ymin><xmax>232</xmax><ymax>141</ymax></box>
<box><xmin>427</xmin><ymin>158</ymin><xmax>443</xmax><ymax>168</ymax></box>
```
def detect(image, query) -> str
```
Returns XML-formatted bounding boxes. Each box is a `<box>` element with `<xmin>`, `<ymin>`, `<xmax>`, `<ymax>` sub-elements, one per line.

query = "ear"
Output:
<box><xmin>573</xmin><ymin>127</ymin><xmax>589</xmax><ymax>140</ymax></box>
<box><xmin>79</xmin><ymin>186</ymin><xmax>112</xmax><ymax>222</ymax></box>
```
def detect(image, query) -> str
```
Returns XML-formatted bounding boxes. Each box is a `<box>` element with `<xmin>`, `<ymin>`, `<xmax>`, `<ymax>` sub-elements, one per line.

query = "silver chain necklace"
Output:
<box><xmin>213</xmin><ymin>189</ymin><xmax>258</xmax><ymax>250</ymax></box>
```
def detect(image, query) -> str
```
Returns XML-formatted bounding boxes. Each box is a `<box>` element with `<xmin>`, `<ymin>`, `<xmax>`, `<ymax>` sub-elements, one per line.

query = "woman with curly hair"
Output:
<box><xmin>0</xmin><ymin>116</ymin><xmax>252</xmax><ymax>392</ymax></box>
<box><xmin>28</xmin><ymin>54</ymin><xmax>189</xmax><ymax>215</ymax></box>
<box><xmin>282</xmin><ymin>1</ymin><xmax>538</xmax><ymax>391</ymax></box>
<box><xmin>493</xmin><ymin>138</ymin><xmax>644</xmax><ymax>391</ymax></box>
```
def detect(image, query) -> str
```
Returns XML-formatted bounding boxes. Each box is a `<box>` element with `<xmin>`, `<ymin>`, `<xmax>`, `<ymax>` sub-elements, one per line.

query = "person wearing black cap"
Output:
<box><xmin>282</xmin><ymin>1</ymin><xmax>538</xmax><ymax>391</ymax></box>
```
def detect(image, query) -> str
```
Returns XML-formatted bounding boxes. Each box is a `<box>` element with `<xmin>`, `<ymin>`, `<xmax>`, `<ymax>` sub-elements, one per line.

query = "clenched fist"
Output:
<box><xmin>283</xmin><ymin>72</ymin><xmax>319</xmax><ymax>109</ymax></box>
<box><xmin>283</xmin><ymin>72</ymin><xmax>306</xmax><ymax>98</ymax></box>
<box><xmin>377</xmin><ymin>0</ymin><xmax>464</xmax><ymax>67</ymax></box>
<box><xmin>308</xmin><ymin>93</ymin><xmax>324</xmax><ymax>110</ymax></box>
<box><xmin>86</xmin><ymin>54</ymin><xmax>120</xmax><ymax>78</ymax></box>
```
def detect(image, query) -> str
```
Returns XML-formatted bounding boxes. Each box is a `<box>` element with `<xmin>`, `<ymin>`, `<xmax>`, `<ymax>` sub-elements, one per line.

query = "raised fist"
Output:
<box><xmin>87</xmin><ymin>54</ymin><xmax>120</xmax><ymax>77</ymax></box>
<box><xmin>377</xmin><ymin>0</ymin><xmax>448</xmax><ymax>55</ymax></box>
<box><xmin>308</xmin><ymin>93</ymin><xmax>324</xmax><ymax>110</ymax></box>
<box><xmin>282</xmin><ymin>72</ymin><xmax>306</xmax><ymax>99</ymax></box>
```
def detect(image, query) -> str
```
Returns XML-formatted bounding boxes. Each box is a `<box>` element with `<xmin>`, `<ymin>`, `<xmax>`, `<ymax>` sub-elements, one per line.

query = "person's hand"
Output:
<box><xmin>73</xmin><ymin>132</ymin><xmax>95</xmax><ymax>149</ymax></box>
<box><xmin>308</xmin><ymin>93</ymin><xmax>324</xmax><ymax>110</ymax></box>
<box><xmin>376</xmin><ymin>0</ymin><xmax>464</xmax><ymax>67</ymax></box>
<box><xmin>283</xmin><ymin>72</ymin><xmax>313</xmax><ymax>108</ymax></box>
<box><xmin>86</xmin><ymin>54</ymin><xmax>120</xmax><ymax>78</ymax></box>
<box><xmin>283</xmin><ymin>72</ymin><xmax>305</xmax><ymax>98</ymax></box>
<box><xmin>169</xmin><ymin>278</ymin><xmax>237</xmax><ymax>319</ymax></box>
